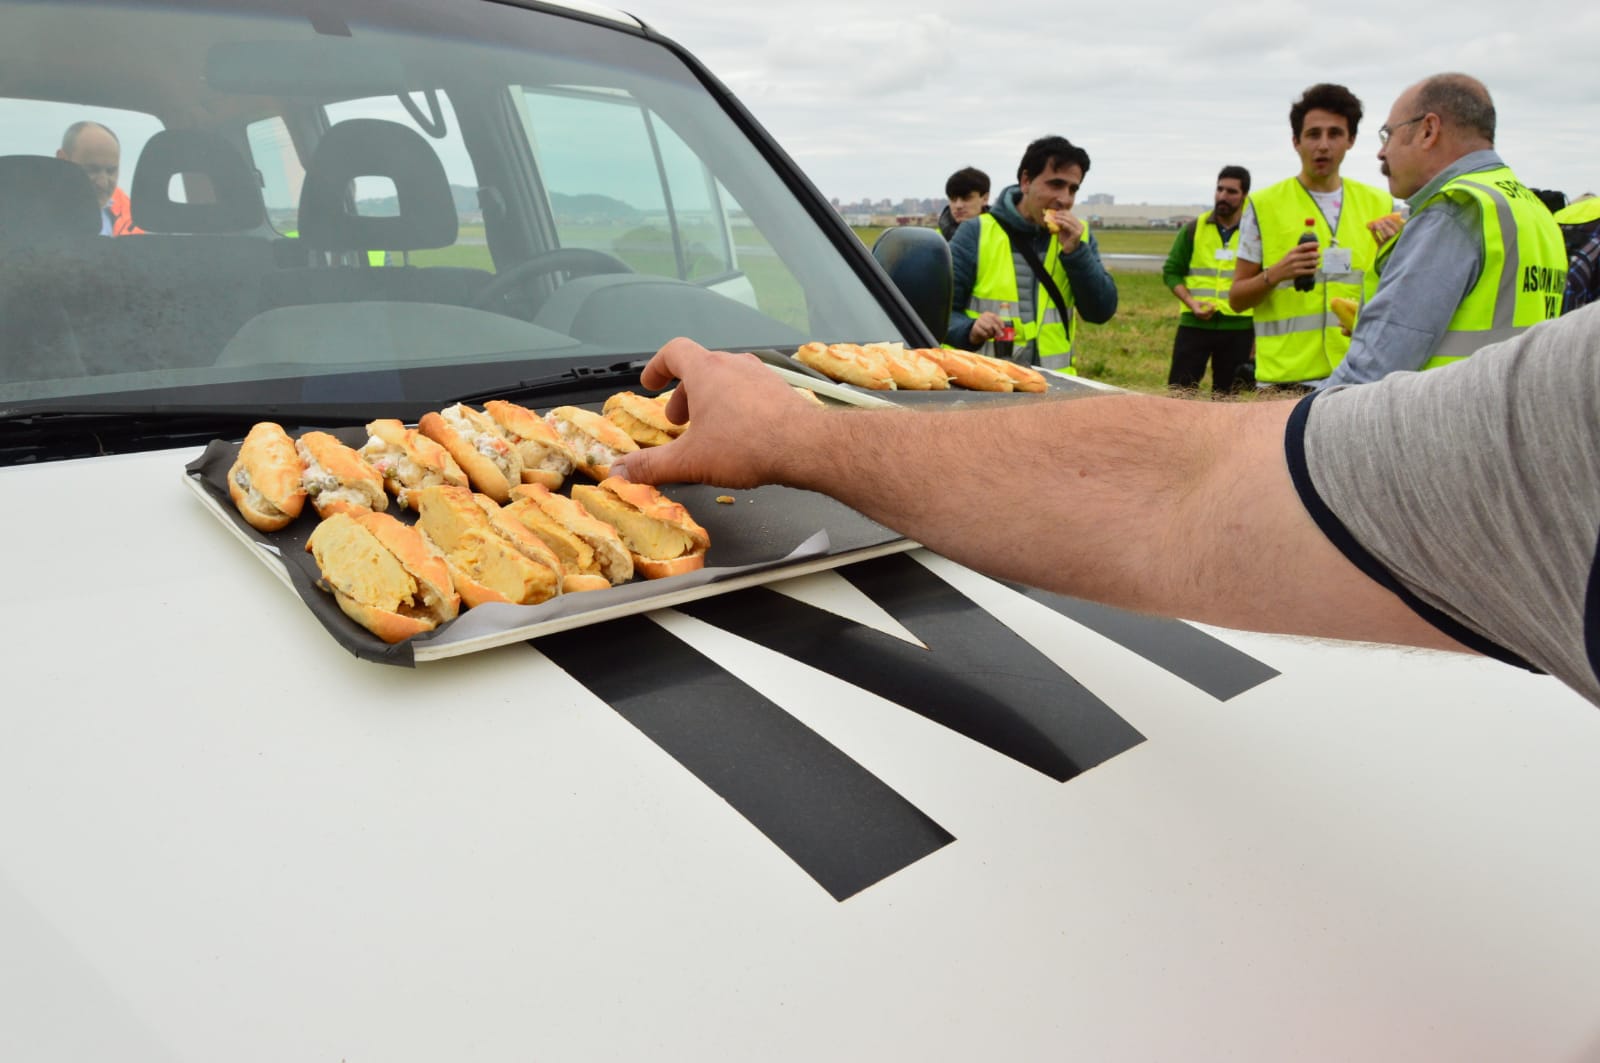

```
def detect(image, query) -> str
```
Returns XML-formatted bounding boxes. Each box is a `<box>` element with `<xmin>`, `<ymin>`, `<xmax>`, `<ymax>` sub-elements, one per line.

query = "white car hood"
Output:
<box><xmin>4</xmin><ymin>445</ymin><xmax>1600</xmax><ymax>1060</ymax></box>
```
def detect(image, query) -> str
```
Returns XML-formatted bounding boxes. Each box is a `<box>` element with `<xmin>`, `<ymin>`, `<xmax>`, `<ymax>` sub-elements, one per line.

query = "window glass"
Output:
<box><xmin>0</xmin><ymin>100</ymin><xmax>164</xmax><ymax>226</ymax></box>
<box><xmin>246</xmin><ymin>116</ymin><xmax>304</xmax><ymax>235</ymax></box>
<box><xmin>0</xmin><ymin>0</ymin><xmax>900</xmax><ymax>415</ymax></box>
<box><xmin>519</xmin><ymin>87</ymin><xmax>807</xmax><ymax>330</ymax></box>
<box><xmin>324</xmin><ymin>93</ymin><xmax>486</xmax><ymax>270</ymax></box>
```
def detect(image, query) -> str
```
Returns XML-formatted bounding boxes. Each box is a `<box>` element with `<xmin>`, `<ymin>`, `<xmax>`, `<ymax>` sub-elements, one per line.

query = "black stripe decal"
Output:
<box><xmin>1009</xmin><ymin>585</ymin><xmax>1280</xmax><ymax>701</ymax></box>
<box><xmin>678</xmin><ymin>554</ymin><xmax>1144</xmax><ymax>783</ymax></box>
<box><xmin>533</xmin><ymin>614</ymin><xmax>954</xmax><ymax>902</ymax></box>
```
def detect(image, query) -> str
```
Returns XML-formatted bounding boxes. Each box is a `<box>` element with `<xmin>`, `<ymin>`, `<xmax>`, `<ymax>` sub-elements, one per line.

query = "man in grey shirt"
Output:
<box><xmin>1323</xmin><ymin>73</ymin><xmax>1567</xmax><ymax>387</ymax></box>
<box><xmin>612</xmin><ymin>308</ymin><xmax>1600</xmax><ymax>709</ymax></box>
<box><xmin>1292</xmin><ymin>305</ymin><xmax>1600</xmax><ymax>703</ymax></box>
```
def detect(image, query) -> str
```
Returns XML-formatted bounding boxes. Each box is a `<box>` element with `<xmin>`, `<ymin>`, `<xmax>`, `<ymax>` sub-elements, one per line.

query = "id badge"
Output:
<box><xmin>1321</xmin><ymin>246</ymin><xmax>1353</xmax><ymax>275</ymax></box>
<box><xmin>1214</xmin><ymin>247</ymin><xmax>1236</xmax><ymax>263</ymax></box>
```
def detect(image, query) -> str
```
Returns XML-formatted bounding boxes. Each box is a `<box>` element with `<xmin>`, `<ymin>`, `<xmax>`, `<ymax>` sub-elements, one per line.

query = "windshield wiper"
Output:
<box><xmin>452</xmin><ymin>360</ymin><xmax>649</xmax><ymax>406</ymax></box>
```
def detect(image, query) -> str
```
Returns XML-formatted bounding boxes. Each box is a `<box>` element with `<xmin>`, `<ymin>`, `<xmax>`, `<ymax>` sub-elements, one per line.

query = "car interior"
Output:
<box><xmin>0</xmin><ymin>0</ymin><xmax>904</xmax><ymax>407</ymax></box>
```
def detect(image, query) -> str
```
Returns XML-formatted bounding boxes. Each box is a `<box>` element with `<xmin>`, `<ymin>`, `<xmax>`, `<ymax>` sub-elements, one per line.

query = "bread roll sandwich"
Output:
<box><xmin>297</xmin><ymin>430</ymin><xmax>388</xmax><ymax>519</ymax></box>
<box><xmin>412</xmin><ymin>484</ymin><xmax>560</xmax><ymax>607</ymax></box>
<box><xmin>1367</xmin><ymin>211</ymin><xmax>1405</xmax><ymax>236</ymax></box>
<box><xmin>794</xmin><ymin>341</ymin><xmax>895</xmax><ymax>390</ymax></box>
<box><xmin>482</xmin><ymin>400</ymin><xmax>579</xmax><ymax>489</ymax></box>
<box><xmin>912</xmin><ymin>347</ymin><xmax>1014</xmax><ymax>392</ymax></box>
<box><xmin>976</xmin><ymin>352</ymin><xmax>1048</xmax><ymax>393</ymax></box>
<box><xmin>229</xmin><ymin>421</ymin><xmax>307</xmax><ymax>532</ymax></box>
<box><xmin>418</xmin><ymin>403</ymin><xmax>523</xmax><ymax>503</ymax></box>
<box><xmin>603</xmin><ymin>391</ymin><xmax>684</xmax><ymax>447</ymax></box>
<box><xmin>1330</xmin><ymin>296</ymin><xmax>1359</xmax><ymax>336</ymax></box>
<box><xmin>306</xmin><ymin>510</ymin><xmax>459</xmax><ymax>643</ymax></box>
<box><xmin>359</xmin><ymin>418</ymin><xmax>468</xmax><ymax>510</ymax></box>
<box><xmin>865</xmin><ymin>342</ymin><xmax>950</xmax><ymax>390</ymax></box>
<box><xmin>571</xmin><ymin>477</ymin><xmax>710</xmax><ymax>579</ymax></box>
<box><xmin>509</xmin><ymin>482</ymin><xmax>634</xmax><ymax>585</ymax></box>
<box><xmin>544</xmin><ymin>405</ymin><xmax>639</xmax><ymax>480</ymax></box>
<box><xmin>470</xmin><ymin>493</ymin><xmax>608</xmax><ymax>594</ymax></box>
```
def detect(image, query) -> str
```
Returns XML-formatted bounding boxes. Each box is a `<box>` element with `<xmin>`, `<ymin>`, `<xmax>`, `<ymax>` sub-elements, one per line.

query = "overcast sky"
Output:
<box><xmin>623</xmin><ymin>0</ymin><xmax>1600</xmax><ymax>207</ymax></box>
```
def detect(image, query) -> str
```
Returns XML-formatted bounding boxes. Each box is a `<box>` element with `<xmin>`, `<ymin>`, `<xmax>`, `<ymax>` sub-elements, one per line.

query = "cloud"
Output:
<box><xmin>627</xmin><ymin>0</ymin><xmax>1600</xmax><ymax>204</ymax></box>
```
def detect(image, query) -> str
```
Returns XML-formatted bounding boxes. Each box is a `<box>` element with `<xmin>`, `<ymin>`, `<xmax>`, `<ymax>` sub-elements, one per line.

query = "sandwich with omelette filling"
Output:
<box><xmin>359</xmin><ymin>418</ymin><xmax>468</xmax><ymax>510</ymax></box>
<box><xmin>570</xmin><ymin>477</ymin><xmax>709</xmax><ymax>579</ymax></box>
<box><xmin>306</xmin><ymin>510</ymin><xmax>460</xmax><ymax>643</ymax></box>
<box><xmin>412</xmin><ymin>484</ymin><xmax>560</xmax><ymax>607</ymax></box>
<box><xmin>468</xmin><ymin>493</ymin><xmax>611</xmax><ymax>594</ymax></box>
<box><xmin>419</xmin><ymin>403</ymin><xmax>523</xmax><ymax>503</ymax></box>
<box><xmin>602</xmin><ymin>391</ymin><xmax>684</xmax><ymax>448</ymax></box>
<box><xmin>473</xmin><ymin>493</ymin><xmax>611</xmax><ymax>594</ymax></box>
<box><xmin>229</xmin><ymin>421</ymin><xmax>307</xmax><ymax>532</ymax></box>
<box><xmin>509</xmin><ymin>482</ymin><xmax>634</xmax><ymax>585</ymax></box>
<box><xmin>297</xmin><ymin>430</ymin><xmax>389</xmax><ymax>519</ymax></box>
<box><xmin>482</xmin><ymin>400</ymin><xmax>579</xmax><ymax>489</ymax></box>
<box><xmin>544</xmin><ymin>405</ymin><xmax>639</xmax><ymax>480</ymax></box>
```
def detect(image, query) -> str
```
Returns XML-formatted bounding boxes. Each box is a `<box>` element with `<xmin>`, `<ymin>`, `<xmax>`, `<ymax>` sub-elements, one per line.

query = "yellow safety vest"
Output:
<box><xmin>1182</xmin><ymin>209</ymin><xmax>1250</xmax><ymax>318</ymax></box>
<box><xmin>1553</xmin><ymin>197</ymin><xmax>1600</xmax><ymax>226</ymax></box>
<box><xmin>1381</xmin><ymin>165</ymin><xmax>1567</xmax><ymax>368</ymax></box>
<box><xmin>1250</xmin><ymin>177</ymin><xmax>1392</xmax><ymax>383</ymax></box>
<box><xmin>963</xmin><ymin>212</ymin><xmax>1081</xmax><ymax>373</ymax></box>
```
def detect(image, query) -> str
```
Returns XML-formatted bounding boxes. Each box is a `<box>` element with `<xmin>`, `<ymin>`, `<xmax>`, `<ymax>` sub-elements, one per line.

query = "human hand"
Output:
<box><xmin>610</xmin><ymin>337</ymin><xmax>819</xmax><ymax>489</ymax></box>
<box><xmin>1368</xmin><ymin>214</ymin><xmax>1403</xmax><ymax>246</ymax></box>
<box><xmin>1191</xmin><ymin>302</ymin><xmax>1217</xmax><ymax>320</ymax></box>
<box><xmin>1044</xmin><ymin>209</ymin><xmax>1084</xmax><ymax>252</ymax></box>
<box><xmin>969</xmin><ymin>311</ymin><xmax>1004</xmax><ymax>343</ymax></box>
<box><xmin>1276</xmin><ymin>240</ymin><xmax>1320</xmax><ymax>280</ymax></box>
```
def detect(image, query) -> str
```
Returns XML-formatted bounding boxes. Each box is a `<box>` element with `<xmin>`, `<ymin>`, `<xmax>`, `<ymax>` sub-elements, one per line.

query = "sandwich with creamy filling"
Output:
<box><xmin>297</xmin><ymin>430</ymin><xmax>389</xmax><ymax>519</ymax></box>
<box><xmin>229</xmin><ymin>421</ymin><xmax>307</xmax><ymax>531</ymax></box>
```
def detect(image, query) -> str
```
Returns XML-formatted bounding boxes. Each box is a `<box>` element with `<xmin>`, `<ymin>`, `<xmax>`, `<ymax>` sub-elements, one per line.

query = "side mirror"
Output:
<box><xmin>871</xmin><ymin>226</ymin><xmax>952</xmax><ymax>344</ymax></box>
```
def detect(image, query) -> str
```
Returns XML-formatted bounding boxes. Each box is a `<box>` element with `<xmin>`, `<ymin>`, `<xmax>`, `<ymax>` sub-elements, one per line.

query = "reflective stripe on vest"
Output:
<box><xmin>1249</xmin><ymin>176</ymin><xmax>1392</xmax><ymax>383</ymax></box>
<box><xmin>1386</xmin><ymin>167</ymin><xmax>1568</xmax><ymax>368</ymax></box>
<box><xmin>964</xmin><ymin>213</ymin><xmax>1080</xmax><ymax>373</ymax></box>
<box><xmin>1182</xmin><ymin>209</ymin><xmax>1249</xmax><ymax>317</ymax></box>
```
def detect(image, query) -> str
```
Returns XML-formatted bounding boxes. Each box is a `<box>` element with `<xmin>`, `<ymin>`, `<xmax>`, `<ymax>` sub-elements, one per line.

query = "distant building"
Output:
<box><xmin>1084</xmin><ymin>203</ymin><xmax>1208</xmax><ymax>228</ymax></box>
<box><xmin>1084</xmin><ymin>193</ymin><xmax>1114</xmax><ymax>206</ymax></box>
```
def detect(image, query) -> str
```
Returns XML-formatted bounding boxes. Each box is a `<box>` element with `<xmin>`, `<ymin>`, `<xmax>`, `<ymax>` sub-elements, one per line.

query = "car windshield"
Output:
<box><xmin>0</xmin><ymin>0</ymin><xmax>902</xmax><ymax>429</ymax></box>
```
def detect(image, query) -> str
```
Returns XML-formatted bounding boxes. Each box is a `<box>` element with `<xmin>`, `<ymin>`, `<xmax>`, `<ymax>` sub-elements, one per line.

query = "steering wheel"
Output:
<box><xmin>471</xmin><ymin>247</ymin><xmax>634</xmax><ymax>316</ymax></box>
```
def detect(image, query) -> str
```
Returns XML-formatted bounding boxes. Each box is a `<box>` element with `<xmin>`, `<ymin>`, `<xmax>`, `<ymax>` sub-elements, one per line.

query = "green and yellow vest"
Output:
<box><xmin>1183</xmin><ymin>209</ymin><xmax>1250</xmax><ymax>318</ymax></box>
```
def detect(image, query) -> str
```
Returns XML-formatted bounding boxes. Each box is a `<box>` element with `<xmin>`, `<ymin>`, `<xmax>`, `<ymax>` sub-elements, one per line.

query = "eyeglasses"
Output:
<box><xmin>1378</xmin><ymin>114</ymin><xmax>1428</xmax><ymax>146</ymax></box>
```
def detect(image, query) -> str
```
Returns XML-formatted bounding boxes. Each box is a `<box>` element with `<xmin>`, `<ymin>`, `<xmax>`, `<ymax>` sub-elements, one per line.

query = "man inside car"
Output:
<box><xmin>56</xmin><ymin>119</ymin><xmax>139</xmax><ymax>236</ymax></box>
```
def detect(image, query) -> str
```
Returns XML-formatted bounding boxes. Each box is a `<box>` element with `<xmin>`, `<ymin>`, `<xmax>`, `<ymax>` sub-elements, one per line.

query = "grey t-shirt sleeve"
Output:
<box><xmin>1284</xmin><ymin>303</ymin><xmax>1600</xmax><ymax>706</ymax></box>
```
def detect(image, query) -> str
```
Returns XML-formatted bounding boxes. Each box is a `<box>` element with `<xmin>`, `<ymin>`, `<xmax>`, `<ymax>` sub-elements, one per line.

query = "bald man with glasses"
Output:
<box><xmin>56</xmin><ymin>120</ymin><xmax>139</xmax><ymax>236</ymax></box>
<box><xmin>1319</xmin><ymin>73</ymin><xmax>1567</xmax><ymax>387</ymax></box>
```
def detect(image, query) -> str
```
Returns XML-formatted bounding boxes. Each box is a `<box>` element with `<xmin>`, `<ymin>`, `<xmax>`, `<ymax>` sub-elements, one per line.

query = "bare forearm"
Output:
<box><xmin>618</xmin><ymin>340</ymin><xmax>1473</xmax><ymax>654</ymax></box>
<box><xmin>1228</xmin><ymin>260</ymin><xmax>1276</xmax><ymax>311</ymax></box>
<box><xmin>771</xmin><ymin>394</ymin><xmax>1261</xmax><ymax>618</ymax></box>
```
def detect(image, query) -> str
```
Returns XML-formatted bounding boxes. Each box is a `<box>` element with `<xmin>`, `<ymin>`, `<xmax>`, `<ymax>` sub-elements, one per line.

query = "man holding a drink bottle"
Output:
<box><xmin>945</xmin><ymin>135</ymin><xmax>1118</xmax><ymax>374</ymax></box>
